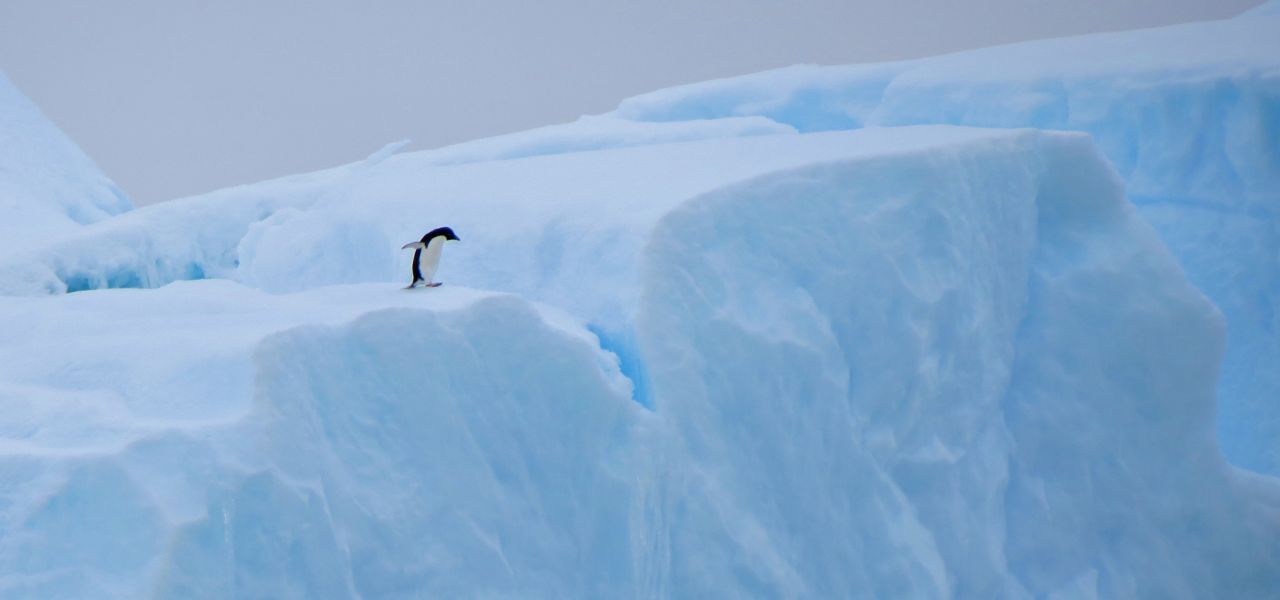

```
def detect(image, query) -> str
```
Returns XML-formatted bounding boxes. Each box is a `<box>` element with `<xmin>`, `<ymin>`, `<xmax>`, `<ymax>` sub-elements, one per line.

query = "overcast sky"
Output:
<box><xmin>0</xmin><ymin>0</ymin><xmax>1262</xmax><ymax>205</ymax></box>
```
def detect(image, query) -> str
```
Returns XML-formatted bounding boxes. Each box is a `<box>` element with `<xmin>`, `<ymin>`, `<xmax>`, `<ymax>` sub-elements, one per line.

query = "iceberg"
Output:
<box><xmin>1</xmin><ymin>9</ymin><xmax>1278</xmax><ymax>600</ymax></box>
<box><xmin>2</xmin><ymin>124</ymin><xmax>1277</xmax><ymax>597</ymax></box>
<box><xmin>10</xmin><ymin>9</ymin><xmax>1276</xmax><ymax>473</ymax></box>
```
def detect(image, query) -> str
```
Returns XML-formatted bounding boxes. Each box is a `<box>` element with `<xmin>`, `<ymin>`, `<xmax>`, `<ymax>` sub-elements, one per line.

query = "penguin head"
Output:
<box><xmin>402</xmin><ymin>226</ymin><xmax>460</xmax><ymax>249</ymax></box>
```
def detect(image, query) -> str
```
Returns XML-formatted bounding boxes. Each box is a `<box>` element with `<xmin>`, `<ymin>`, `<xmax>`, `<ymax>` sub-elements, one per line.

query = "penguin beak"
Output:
<box><xmin>401</xmin><ymin>242</ymin><xmax>426</xmax><ymax>250</ymax></box>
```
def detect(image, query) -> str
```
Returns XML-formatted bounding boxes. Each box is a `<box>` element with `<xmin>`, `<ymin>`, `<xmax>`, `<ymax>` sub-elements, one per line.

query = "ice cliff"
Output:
<box><xmin>0</xmin><ymin>9</ymin><xmax>1278</xmax><ymax>600</ymax></box>
<box><xmin>613</xmin><ymin>9</ymin><xmax>1280</xmax><ymax>475</ymax></box>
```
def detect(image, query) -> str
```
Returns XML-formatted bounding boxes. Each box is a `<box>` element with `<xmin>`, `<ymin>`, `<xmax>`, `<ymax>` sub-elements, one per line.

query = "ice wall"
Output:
<box><xmin>614</xmin><ymin>11</ymin><xmax>1280</xmax><ymax>475</ymax></box>
<box><xmin>0</xmin><ymin>70</ymin><xmax>131</xmax><ymax>248</ymax></box>
<box><xmin>638</xmin><ymin>130</ymin><xmax>1277</xmax><ymax>598</ymax></box>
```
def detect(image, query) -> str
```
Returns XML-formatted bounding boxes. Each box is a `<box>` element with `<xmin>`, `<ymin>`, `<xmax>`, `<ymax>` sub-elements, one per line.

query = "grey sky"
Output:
<box><xmin>0</xmin><ymin>0</ymin><xmax>1262</xmax><ymax>205</ymax></box>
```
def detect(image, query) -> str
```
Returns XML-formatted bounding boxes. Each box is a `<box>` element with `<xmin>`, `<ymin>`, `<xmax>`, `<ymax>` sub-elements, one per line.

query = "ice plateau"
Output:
<box><xmin>1</xmin><ymin>7</ymin><xmax>1279</xmax><ymax>600</ymax></box>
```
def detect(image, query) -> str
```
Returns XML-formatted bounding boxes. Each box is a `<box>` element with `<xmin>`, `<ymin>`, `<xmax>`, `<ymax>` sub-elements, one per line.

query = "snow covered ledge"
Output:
<box><xmin>636</xmin><ymin>130</ymin><xmax>1279</xmax><ymax>597</ymax></box>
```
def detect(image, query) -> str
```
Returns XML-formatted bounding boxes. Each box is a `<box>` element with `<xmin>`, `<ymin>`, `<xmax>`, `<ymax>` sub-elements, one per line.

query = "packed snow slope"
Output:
<box><xmin>612</xmin><ymin>9</ymin><xmax>1280</xmax><ymax>475</ymax></box>
<box><xmin>2</xmin><ymin>121</ymin><xmax>1279</xmax><ymax>597</ymax></box>
<box><xmin>0</xmin><ymin>70</ymin><xmax>131</xmax><ymax>249</ymax></box>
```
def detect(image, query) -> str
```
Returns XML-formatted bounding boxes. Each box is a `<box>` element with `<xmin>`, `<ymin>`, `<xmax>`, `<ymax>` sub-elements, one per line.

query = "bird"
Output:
<box><xmin>401</xmin><ymin>226</ymin><xmax>460</xmax><ymax>288</ymax></box>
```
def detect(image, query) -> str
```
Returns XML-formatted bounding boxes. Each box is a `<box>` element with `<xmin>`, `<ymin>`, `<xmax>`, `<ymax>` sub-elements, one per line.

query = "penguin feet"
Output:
<box><xmin>404</xmin><ymin>281</ymin><xmax>443</xmax><ymax>289</ymax></box>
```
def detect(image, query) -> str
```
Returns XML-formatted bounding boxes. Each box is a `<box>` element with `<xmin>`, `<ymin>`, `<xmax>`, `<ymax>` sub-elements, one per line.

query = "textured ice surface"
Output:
<box><xmin>639</xmin><ymin>133</ymin><xmax>1278</xmax><ymax>597</ymax></box>
<box><xmin>612</xmin><ymin>11</ymin><xmax>1280</xmax><ymax>474</ymax></box>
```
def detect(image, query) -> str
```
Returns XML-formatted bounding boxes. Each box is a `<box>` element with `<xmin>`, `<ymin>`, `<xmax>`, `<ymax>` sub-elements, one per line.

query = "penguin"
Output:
<box><xmin>401</xmin><ymin>226</ymin><xmax>460</xmax><ymax>288</ymax></box>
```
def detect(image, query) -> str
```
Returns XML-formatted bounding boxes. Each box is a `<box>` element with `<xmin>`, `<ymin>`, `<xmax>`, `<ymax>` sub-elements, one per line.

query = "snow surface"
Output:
<box><xmin>1</xmin><ymin>10</ymin><xmax>1279</xmax><ymax>600</ymax></box>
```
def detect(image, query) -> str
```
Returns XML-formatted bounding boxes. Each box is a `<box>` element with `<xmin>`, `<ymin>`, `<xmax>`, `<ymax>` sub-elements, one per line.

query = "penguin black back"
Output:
<box><xmin>419</xmin><ymin>226</ymin><xmax>460</xmax><ymax>244</ymax></box>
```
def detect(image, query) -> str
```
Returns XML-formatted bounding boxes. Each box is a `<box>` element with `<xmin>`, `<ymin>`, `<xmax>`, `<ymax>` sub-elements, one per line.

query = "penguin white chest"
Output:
<box><xmin>419</xmin><ymin>236</ymin><xmax>446</xmax><ymax>281</ymax></box>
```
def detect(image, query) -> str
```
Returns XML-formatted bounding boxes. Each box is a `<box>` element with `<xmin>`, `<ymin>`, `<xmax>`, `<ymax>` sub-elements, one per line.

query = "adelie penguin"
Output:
<box><xmin>401</xmin><ymin>226</ymin><xmax>460</xmax><ymax>288</ymax></box>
